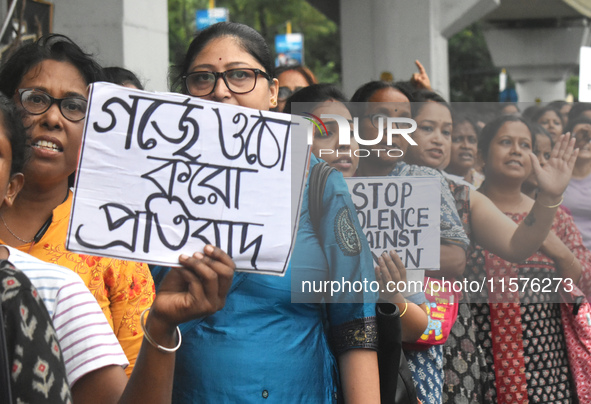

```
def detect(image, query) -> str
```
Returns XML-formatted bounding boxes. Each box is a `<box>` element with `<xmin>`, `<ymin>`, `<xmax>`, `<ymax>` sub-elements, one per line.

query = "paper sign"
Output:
<box><xmin>579</xmin><ymin>46</ymin><xmax>591</xmax><ymax>102</ymax></box>
<box><xmin>345</xmin><ymin>176</ymin><xmax>441</xmax><ymax>270</ymax></box>
<box><xmin>67</xmin><ymin>82</ymin><xmax>308</xmax><ymax>275</ymax></box>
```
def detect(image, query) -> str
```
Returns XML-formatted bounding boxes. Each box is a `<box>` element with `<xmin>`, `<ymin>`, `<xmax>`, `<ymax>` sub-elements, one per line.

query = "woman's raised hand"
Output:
<box><xmin>410</xmin><ymin>60</ymin><xmax>432</xmax><ymax>91</ymax></box>
<box><xmin>531</xmin><ymin>133</ymin><xmax>579</xmax><ymax>203</ymax></box>
<box><xmin>375</xmin><ymin>250</ymin><xmax>407</xmax><ymax>304</ymax></box>
<box><xmin>150</xmin><ymin>245</ymin><xmax>235</xmax><ymax>327</ymax></box>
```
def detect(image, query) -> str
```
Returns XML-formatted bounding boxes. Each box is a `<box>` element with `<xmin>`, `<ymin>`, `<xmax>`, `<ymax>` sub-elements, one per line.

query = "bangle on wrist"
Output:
<box><xmin>399</xmin><ymin>300</ymin><xmax>409</xmax><ymax>318</ymax></box>
<box><xmin>140</xmin><ymin>308</ymin><xmax>182</xmax><ymax>353</ymax></box>
<box><xmin>537</xmin><ymin>195</ymin><xmax>563</xmax><ymax>209</ymax></box>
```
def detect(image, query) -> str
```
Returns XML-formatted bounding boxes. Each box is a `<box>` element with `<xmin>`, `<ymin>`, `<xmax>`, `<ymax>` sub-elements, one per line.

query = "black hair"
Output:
<box><xmin>531</xmin><ymin>105</ymin><xmax>564</xmax><ymax>127</ymax></box>
<box><xmin>565</xmin><ymin>115</ymin><xmax>591</xmax><ymax>135</ymax></box>
<box><xmin>530</xmin><ymin>123</ymin><xmax>554</xmax><ymax>148</ymax></box>
<box><xmin>479</xmin><ymin>114</ymin><xmax>535</xmax><ymax>160</ymax></box>
<box><xmin>104</xmin><ymin>67</ymin><xmax>144</xmax><ymax>90</ymax></box>
<box><xmin>283</xmin><ymin>84</ymin><xmax>348</xmax><ymax>114</ymax></box>
<box><xmin>547</xmin><ymin>100</ymin><xmax>569</xmax><ymax>111</ymax></box>
<box><xmin>410</xmin><ymin>89</ymin><xmax>451</xmax><ymax>119</ymax></box>
<box><xmin>0</xmin><ymin>34</ymin><xmax>105</xmax><ymax>98</ymax></box>
<box><xmin>0</xmin><ymin>95</ymin><xmax>30</xmax><ymax>175</ymax></box>
<box><xmin>349</xmin><ymin>81</ymin><xmax>413</xmax><ymax>119</ymax></box>
<box><xmin>0</xmin><ymin>34</ymin><xmax>102</xmax><ymax>188</ymax></box>
<box><xmin>453</xmin><ymin>112</ymin><xmax>481</xmax><ymax>139</ymax></box>
<box><xmin>350</xmin><ymin>80</ymin><xmax>412</xmax><ymax>103</ymax></box>
<box><xmin>498</xmin><ymin>102</ymin><xmax>520</xmax><ymax>115</ymax></box>
<box><xmin>274</xmin><ymin>64</ymin><xmax>317</xmax><ymax>84</ymax></box>
<box><xmin>567</xmin><ymin>103</ymin><xmax>591</xmax><ymax>125</ymax></box>
<box><xmin>520</xmin><ymin>105</ymin><xmax>538</xmax><ymax>122</ymax></box>
<box><xmin>170</xmin><ymin>22</ymin><xmax>274</xmax><ymax>93</ymax></box>
<box><xmin>391</xmin><ymin>81</ymin><xmax>415</xmax><ymax>101</ymax></box>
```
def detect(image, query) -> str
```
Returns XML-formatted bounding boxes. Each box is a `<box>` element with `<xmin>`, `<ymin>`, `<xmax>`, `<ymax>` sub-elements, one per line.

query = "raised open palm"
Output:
<box><xmin>531</xmin><ymin>133</ymin><xmax>578</xmax><ymax>200</ymax></box>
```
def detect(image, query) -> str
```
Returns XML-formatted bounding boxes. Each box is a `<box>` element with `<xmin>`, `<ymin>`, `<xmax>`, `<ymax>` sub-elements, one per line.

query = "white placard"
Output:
<box><xmin>345</xmin><ymin>176</ymin><xmax>441</xmax><ymax>270</ymax></box>
<box><xmin>579</xmin><ymin>46</ymin><xmax>591</xmax><ymax>102</ymax></box>
<box><xmin>67</xmin><ymin>82</ymin><xmax>308</xmax><ymax>275</ymax></box>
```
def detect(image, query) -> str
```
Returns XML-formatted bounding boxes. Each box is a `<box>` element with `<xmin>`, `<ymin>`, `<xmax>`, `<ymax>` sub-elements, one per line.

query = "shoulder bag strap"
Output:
<box><xmin>308</xmin><ymin>161</ymin><xmax>336</xmax><ymax>234</ymax></box>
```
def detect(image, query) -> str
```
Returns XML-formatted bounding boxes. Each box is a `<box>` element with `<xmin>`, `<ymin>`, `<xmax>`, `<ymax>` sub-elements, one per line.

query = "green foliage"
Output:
<box><xmin>168</xmin><ymin>0</ymin><xmax>341</xmax><ymax>85</ymax></box>
<box><xmin>566</xmin><ymin>74</ymin><xmax>579</xmax><ymax>101</ymax></box>
<box><xmin>448</xmin><ymin>23</ymin><xmax>500</xmax><ymax>102</ymax></box>
<box><xmin>168</xmin><ymin>0</ymin><xmax>209</xmax><ymax>68</ymax></box>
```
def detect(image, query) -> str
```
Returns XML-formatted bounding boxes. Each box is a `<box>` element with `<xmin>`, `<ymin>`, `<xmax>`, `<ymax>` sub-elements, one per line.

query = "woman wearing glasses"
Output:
<box><xmin>159</xmin><ymin>22</ymin><xmax>380</xmax><ymax>403</ymax></box>
<box><xmin>0</xmin><ymin>35</ymin><xmax>155</xmax><ymax>376</ymax></box>
<box><xmin>274</xmin><ymin>64</ymin><xmax>317</xmax><ymax>112</ymax></box>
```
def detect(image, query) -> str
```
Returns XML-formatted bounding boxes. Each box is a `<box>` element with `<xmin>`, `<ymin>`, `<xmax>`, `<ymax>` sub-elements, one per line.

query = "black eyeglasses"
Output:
<box><xmin>17</xmin><ymin>88</ymin><xmax>88</xmax><ymax>122</ymax></box>
<box><xmin>363</xmin><ymin>113</ymin><xmax>410</xmax><ymax>130</ymax></box>
<box><xmin>363</xmin><ymin>113</ymin><xmax>388</xmax><ymax>129</ymax></box>
<box><xmin>183</xmin><ymin>68</ymin><xmax>271</xmax><ymax>97</ymax></box>
<box><xmin>278</xmin><ymin>86</ymin><xmax>304</xmax><ymax>101</ymax></box>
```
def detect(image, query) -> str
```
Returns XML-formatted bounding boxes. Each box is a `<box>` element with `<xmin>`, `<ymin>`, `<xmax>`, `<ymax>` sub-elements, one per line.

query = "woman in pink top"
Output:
<box><xmin>563</xmin><ymin>116</ymin><xmax>591</xmax><ymax>250</ymax></box>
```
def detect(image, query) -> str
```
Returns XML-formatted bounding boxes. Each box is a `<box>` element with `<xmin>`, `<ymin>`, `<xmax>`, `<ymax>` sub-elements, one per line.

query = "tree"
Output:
<box><xmin>168</xmin><ymin>0</ymin><xmax>209</xmax><ymax>70</ymax></box>
<box><xmin>448</xmin><ymin>23</ymin><xmax>500</xmax><ymax>102</ymax></box>
<box><xmin>168</xmin><ymin>0</ymin><xmax>341</xmax><ymax>85</ymax></box>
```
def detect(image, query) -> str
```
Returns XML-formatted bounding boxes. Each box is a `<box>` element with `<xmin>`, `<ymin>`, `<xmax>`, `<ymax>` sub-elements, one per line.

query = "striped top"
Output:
<box><xmin>4</xmin><ymin>245</ymin><xmax>128</xmax><ymax>386</ymax></box>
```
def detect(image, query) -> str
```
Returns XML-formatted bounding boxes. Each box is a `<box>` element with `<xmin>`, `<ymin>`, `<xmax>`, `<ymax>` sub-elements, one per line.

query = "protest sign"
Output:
<box><xmin>345</xmin><ymin>177</ymin><xmax>440</xmax><ymax>270</ymax></box>
<box><xmin>67</xmin><ymin>82</ymin><xmax>308</xmax><ymax>275</ymax></box>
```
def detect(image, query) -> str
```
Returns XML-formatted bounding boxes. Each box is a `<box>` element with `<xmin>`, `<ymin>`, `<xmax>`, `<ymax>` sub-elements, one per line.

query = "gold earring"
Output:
<box><xmin>271</xmin><ymin>99</ymin><xmax>277</xmax><ymax>106</ymax></box>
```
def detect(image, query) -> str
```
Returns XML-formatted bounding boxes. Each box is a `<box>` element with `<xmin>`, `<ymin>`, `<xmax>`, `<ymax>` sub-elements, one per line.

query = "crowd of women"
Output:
<box><xmin>0</xmin><ymin>20</ymin><xmax>590</xmax><ymax>404</ymax></box>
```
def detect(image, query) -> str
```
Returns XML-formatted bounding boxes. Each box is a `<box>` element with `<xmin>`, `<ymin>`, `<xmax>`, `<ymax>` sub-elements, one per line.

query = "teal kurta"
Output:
<box><xmin>153</xmin><ymin>155</ymin><xmax>378</xmax><ymax>403</ymax></box>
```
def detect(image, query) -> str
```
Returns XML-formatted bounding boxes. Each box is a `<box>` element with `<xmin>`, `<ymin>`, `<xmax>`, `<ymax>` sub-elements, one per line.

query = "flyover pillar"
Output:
<box><xmin>0</xmin><ymin>0</ymin><xmax>169</xmax><ymax>91</ymax></box>
<box><xmin>483</xmin><ymin>22</ymin><xmax>590</xmax><ymax>102</ymax></box>
<box><xmin>339</xmin><ymin>0</ymin><xmax>500</xmax><ymax>99</ymax></box>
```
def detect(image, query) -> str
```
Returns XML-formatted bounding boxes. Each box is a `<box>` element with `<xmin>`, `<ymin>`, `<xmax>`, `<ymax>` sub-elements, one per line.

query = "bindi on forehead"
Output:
<box><xmin>219</xmin><ymin>58</ymin><xmax>222</xmax><ymax>60</ymax></box>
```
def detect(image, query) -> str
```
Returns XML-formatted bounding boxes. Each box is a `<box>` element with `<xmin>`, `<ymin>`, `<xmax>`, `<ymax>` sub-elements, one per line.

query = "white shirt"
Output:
<box><xmin>4</xmin><ymin>245</ymin><xmax>128</xmax><ymax>386</ymax></box>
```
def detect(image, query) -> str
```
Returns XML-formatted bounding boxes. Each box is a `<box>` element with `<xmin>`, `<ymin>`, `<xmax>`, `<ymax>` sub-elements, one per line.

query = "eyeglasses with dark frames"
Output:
<box><xmin>17</xmin><ymin>88</ymin><xmax>88</xmax><ymax>122</ymax></box>
<box><xmin>363</xmin><ymin>113</ymin><xmax>409</xmax><ymax>130</ymax></box>
<box><xmin>363</xmin><ymin>113</ymin><xmax>388</xmax><ymax>130</ymax></box>
<box><xmin>277</xmin><ymin>86</ymin><xmax>304</xmax><ymax>101</ymax></box>
<box><xmin>183</xmin><ymin>68</ymin><xmax>271</xmax><ymax>97</ymax></box>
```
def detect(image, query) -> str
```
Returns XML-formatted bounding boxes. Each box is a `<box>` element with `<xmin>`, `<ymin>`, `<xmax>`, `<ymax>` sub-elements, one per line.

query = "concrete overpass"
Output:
<box><xmin>311</xmin><ymin>0</ymin><xmax>591</xmax><ymax>102</ymax></box>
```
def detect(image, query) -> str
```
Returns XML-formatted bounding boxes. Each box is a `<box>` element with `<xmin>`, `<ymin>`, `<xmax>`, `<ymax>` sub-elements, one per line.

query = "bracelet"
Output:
<box><xmin>140</xmin><ymin>308</ymin><xmax>182</xmax><ymax>353</ymax></box>
<box><xmin>399</xmin><ymin>300</ymin><xmax>409</xmax><ymax>318</ymax></box>
<box><xmin>538</xmin><ymin>195</ymin><xmax>563</xmax><ymax>209</ymax></box>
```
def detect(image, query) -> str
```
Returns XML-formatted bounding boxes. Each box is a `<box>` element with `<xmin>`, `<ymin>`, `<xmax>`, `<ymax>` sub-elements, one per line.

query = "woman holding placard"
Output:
<box><xmin>351</xmin><ymin>83</ymin><xmax>583</xmax><ymax>403</ymax></box>
<box><xmin>356</xmin><ymin>86</ymin><xmax>582</xmax><ymax>285</ymax></box>
<box><xmin>0</xmin><ymin>34</ymin><xmax>155</xmax><ymax>376</ymax></box>
<box><xmin>402</xmin><ymin>90</ymin><xmax>590</xmax><ymax>403</ymax></box>
<box><xmin>0</xmin><ymin>90</ymin><xmax>236</xmax><ymax>404</ymax></box>
<box><xmin>159</xmin><ymin>22</ymin><xmax>381</xmax><ymax>403</ymax></box>
<box><xmin>285</xmin><ymin>83</ymin><xmax>430</xmax><ymax>343</ymax></box>
<box><xmin>351</xmin><ymin>82</ymin><xmax>469</xmax><ymax>404</ymax></box>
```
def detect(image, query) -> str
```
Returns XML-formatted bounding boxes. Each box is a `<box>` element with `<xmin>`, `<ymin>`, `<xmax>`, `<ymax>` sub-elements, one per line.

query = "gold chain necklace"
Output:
<box><xmin>0</xmin><ymin>214</ymin><xmax>34</xmax><ymax>243</ymax></box>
